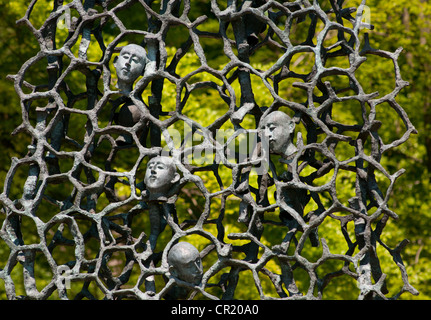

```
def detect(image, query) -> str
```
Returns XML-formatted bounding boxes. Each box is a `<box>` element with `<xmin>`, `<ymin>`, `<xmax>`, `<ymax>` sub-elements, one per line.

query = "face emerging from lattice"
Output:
<box><xmin>260</xmin><ymin>111</ymin><xmax>297</xmax><ymax>157</ymax></box>
<box><xmin>144</xmin><ymin>156</ymin><xmax>180</xmax><ymax>195</ymax></box>
<box><xmin>168</xmin><ymin>242</ymin><xmax>203</xmax><ymax>285</ymax></box>
<box><xmin>114</xmin><ymin>44</ymin><xmax>147</xmax><ymax>92</ymax></box>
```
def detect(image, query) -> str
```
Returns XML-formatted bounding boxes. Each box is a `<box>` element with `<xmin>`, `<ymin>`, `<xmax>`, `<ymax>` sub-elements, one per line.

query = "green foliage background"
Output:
<box><xmin>0</xmin><ymin>0</ymin><xmax>429</xmax><ymax>299</ymax></box>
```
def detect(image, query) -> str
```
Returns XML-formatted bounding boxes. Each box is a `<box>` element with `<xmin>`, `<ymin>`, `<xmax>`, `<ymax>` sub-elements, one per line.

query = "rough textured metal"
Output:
<box><xmin>0</xmin><ymin>0</ymin><xmax>419</xmax><ymax>300</ymax></box>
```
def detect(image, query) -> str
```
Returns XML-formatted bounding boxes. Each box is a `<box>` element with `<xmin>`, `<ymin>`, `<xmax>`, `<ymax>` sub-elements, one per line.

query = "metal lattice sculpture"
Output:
<box><xmin>0</xmin><ymin>0</ymin><xmax>419</xmax><ymax>300</ymax></box>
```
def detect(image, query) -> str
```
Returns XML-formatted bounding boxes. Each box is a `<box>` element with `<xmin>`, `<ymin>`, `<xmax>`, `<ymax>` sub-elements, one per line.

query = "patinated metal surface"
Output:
<box><xmin>0</xmin><ymin>0</ymin><xmax>418</xmax><ymax>300</ymax></box>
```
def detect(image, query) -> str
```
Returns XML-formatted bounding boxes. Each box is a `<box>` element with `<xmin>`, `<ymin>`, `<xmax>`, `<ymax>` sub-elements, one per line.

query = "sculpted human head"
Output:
<box><xmin>144</xmin><ymin>156</ymin><xmax>180</xmax><ymax>196</ymax></box>
<box><xmin>114</xmin><ymin>44</ymin><xmax>147</xmax><ymax>94</ymax></box>
<box><xmin>260</xmin><ymin>111</ymin><xmax>297</xmax><ymax>157</ymax></box>
<box><xmin>168</xmin><ymin>242</ymin><xmax>203</xmax><ymax>285</ymax></box>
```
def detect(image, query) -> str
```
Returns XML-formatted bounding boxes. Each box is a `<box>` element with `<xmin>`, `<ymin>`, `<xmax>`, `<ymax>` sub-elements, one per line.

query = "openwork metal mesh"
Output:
<box><xmin>1</xmin><ymin>0</ymin><xmax>419</xmax><ymax>300</ymax></box>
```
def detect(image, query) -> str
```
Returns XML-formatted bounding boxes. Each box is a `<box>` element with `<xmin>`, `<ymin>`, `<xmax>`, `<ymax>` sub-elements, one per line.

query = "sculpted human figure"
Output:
<box><xmin>144</xmin><ymin>156</ymin><xmax>180</xmax><ymax>199</ymax></box>
<box><xmin>114</xmin><ymin>44</ymin><xmax>147</xmax><ymax>95</ymax></box>
<box><xmin>260</xmin><ymin>111</ymin><xmax>319</xmax><ymax>249</ymax></box>
<box><xmin>260</xmin><ymin>110</ymin><xmax>298</xmax><ymax>158</ymax></box>
<box><xmin>168</xmin><ymin>242</ymin><xmax>203</xmax><ymax>285</ymax></box>
<box><xmin>144</xmin><ymin>156</ymin><xmax>180</xmax><ymax>251</ymax></box>
<box><xmin>163</xmin><ymin>242</ymin><xmax>203</xmax><ymax>300</ymax></box>
<box><xmin>113</xmin><ymin>44</ymin><xmax>147</xmax><ymax>144</ymax></box>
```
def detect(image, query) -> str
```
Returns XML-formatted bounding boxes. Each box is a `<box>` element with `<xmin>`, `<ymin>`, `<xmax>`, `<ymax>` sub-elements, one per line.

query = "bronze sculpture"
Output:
<box><xmin>0</xmin><ymin>0</ymin><xmax>418</xmax><ymax>301</ymax></box>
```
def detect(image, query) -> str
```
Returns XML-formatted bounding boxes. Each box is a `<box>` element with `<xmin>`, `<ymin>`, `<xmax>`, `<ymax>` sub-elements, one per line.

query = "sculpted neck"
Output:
<box><xmin>282</xmin><ymin>143</ymin><xmax>298</xmax><ymax>159</ymax></box>
<box><xmin>117</xmin><ymin>80</ymin><xmax>133</xmax><ymax>95</ymax></box>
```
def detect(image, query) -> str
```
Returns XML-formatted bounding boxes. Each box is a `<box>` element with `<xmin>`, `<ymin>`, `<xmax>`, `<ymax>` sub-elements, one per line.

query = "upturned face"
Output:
<box><xmin>144</xmin><ymin>157</ymin><xmax>177</xmax><ymax>194</ymax></box>
<box><xmin>115</xmin><ymin>45</ymin><xmax>146</xmax><ymax>84</ymax></box>
<box><xmin>261</xmin><ymin>113</ymin><xmax>294</xmax><ymax>155</ymax></box>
